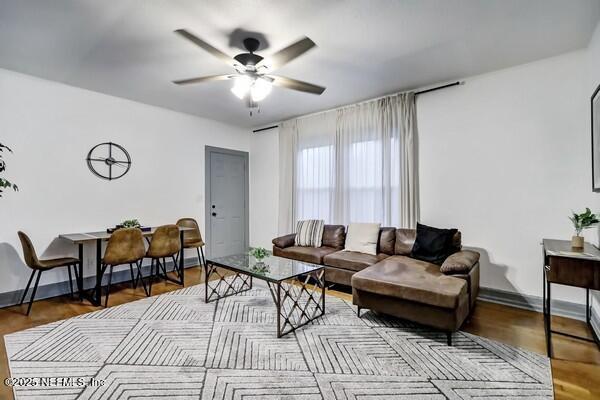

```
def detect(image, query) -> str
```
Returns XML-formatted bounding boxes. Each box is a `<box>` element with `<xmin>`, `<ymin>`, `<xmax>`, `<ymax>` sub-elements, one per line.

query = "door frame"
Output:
<box><xmin>205</xmin><ymin>146</ymin><xmax>250</xmax><ymax>258</ymax></box>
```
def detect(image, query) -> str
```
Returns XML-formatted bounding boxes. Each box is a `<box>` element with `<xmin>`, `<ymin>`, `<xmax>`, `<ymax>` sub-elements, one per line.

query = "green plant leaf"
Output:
<box><xmin>570</xmin><ymin>208</ymin><xmax>599</xmax><ymax>232</ymax></box>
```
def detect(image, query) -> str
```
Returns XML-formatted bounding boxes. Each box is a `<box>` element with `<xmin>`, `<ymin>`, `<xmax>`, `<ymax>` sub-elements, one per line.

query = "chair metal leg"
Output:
<box><xmin>154</xmin><ymin>258</ymin><xmax>161</xmax><ymax>279</ymax></box>
<box><xmin>357</xmin><ymin>306</ymin><xmax>361</xmax><ymax>318</ymax></box>
<box><xmin>105</xmin><ymin>265</ymin><xmax>114</xmax><ymax>308</ymax></box>
<box><xmin>72</xmin><ymin>264</ymin><xmax>82</xmax><ymax>302</ymax></box>
<box><xmin>26</xmin><ymin>270</ymin><xmax>42</xmax><ymax>316</ymax></box>
<box><xmin>71</xmin><ymin>264</ymin><xmax>80</xmax><ymax>284</ymax></box>
<box><xmin>161</xmin><ymin>257</ymin><xmax>167</xmax><ymax>277</ymax></box>
<box><xmin>172</xmin><ymin>255</ymin><xmax>181</xmax><ymax>279</ymax></box>
<box><xmin>200</xmin><ymin>247</ymin><xmax>206</xmax><ymax>267</ymax></box>
<box><xmin>67</xmin><ymin>264</ymin><xmax>74</xmax><ymax>298</ymax></box>
<box><xmin>148</xmin><ymin>259</ymin><xmax>155</xmax><ymax>295</ymax></box>
<box><xmin>20</xmin><ymin>270</ymin><xmax>36</xmax><ymax>306</ymax></box>
<box><xmin>129</xmin><ymin>263</ymin><xmax>137</xmax><ymax>289</ymax></box>
<box><xmin>135</xmin><ymin>260</ymin><xmax>150</xmax><ymax>297</ymax></box>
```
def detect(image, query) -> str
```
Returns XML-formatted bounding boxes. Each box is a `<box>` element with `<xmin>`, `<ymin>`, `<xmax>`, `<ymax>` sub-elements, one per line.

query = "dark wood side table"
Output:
<box><xmin>542</xmin><ymin>239</ymin><xmax>600</xmax><ymax>357</ymax></box>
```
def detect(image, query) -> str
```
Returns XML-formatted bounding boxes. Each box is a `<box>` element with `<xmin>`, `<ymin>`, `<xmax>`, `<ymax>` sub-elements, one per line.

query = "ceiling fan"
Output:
<box><xmin>172</xmin><ymin>29</ymin><xmax>326</xmax><ymax>107</ymax></box>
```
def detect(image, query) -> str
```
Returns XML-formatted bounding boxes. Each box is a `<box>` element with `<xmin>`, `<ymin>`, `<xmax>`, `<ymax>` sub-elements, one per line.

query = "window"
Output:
<box><xmin>296</xmin><ymin>144</ymin><xmax>334</xmax><ymax>222</ymax></box>
<box><xmin>285</xmin><ymin>93</ymin><xmax>416</xmax><ymax>230</ymax></box>
<box><xmin>347</xmin><ymin>139</ymin><xmax>384</xmax><ymax>223</ymax></box>
<box><xmin>295</xmin><ymin>136</ymin><xmax>402</xmax><ymax>226</ymax></box>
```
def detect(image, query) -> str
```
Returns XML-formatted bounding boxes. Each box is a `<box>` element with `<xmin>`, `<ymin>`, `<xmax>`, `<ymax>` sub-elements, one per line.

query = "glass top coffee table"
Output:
<box><xmin>204</xmin><ymin>254</ymin><xmax>326</xmax><ymax>337</ymax></box>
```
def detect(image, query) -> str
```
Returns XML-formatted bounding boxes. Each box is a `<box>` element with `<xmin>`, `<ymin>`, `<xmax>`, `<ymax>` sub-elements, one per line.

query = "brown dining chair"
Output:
<box><xmin>101</xmin><ymin>228</ymin><xmax>147</xmax><ymax>307</ymax></box>
<box><xmin>176</xmin><ymin>218</ymin><xmax>206</xmax><ymax>269</ymax></box>
<box><xmin>145</xmin><ymin>224</ymin><xmax>181</xmax><ymax>295</ymax></box>
<box><xmin>17</xmin><ymin>231</ymin><xmax>80</xmax><ymax>315</ymax></box>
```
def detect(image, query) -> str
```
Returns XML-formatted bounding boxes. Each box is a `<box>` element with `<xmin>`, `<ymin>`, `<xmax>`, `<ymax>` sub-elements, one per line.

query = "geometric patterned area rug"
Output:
<box><xmin>4</xmin><ymin>283</ymin><xmax>554</xmax><ymax>399</ymax></box>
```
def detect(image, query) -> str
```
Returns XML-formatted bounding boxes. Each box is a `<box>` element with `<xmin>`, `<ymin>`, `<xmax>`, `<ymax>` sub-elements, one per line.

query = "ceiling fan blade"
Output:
<box><xmin>268</xmin><ymin>75</ymin><xmax>326</xmax><ymax>95</ymax></box>
<box><xmin>259</xmin><ymin>37</ymin><xmax>316</xmax><ymax>70</ymax></box>
<box><xmin>174</xmin><ymin>29</ymin><xmax>234</xmax><ymax>66</ymax></box>
<box><xmin>172</xmin><ymin>74</ymin><xmax>232</xmax><ymax>85</ymax></box>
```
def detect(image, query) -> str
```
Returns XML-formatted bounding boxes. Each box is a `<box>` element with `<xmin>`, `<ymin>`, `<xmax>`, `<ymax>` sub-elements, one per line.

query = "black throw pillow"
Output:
<box><xmin>410</xmin><ymin>223</ymin><xmax>458</xmax><ymax>265</ymax></box>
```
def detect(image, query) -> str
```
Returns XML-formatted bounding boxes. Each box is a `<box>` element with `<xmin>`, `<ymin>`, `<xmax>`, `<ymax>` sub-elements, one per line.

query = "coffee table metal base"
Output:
<box><xmin>204</xmin><ymin>264</ymin><xmax>325</xmax><ymax>337</ymax></box>
<box><xmin>267</xmin><ymin>269</ymin><xmax>326</xmax><ymax>338</ymax></box>
<box><xmin>204</xmin><ymin>263</ymin><xmax>253</xmax><ymax>302</ymax></box>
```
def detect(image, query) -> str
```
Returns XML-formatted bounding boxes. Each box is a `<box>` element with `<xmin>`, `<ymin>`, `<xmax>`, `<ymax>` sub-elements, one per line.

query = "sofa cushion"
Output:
<box><xmin>410</xmin><ymin>223</ymin><xmax>458</xmax><ymax>265</ymax></box>
<box><xmin>377</xmin><ymin>227</ymin><xmax>396</xmax><ymax>255</ymax></box>
<box><xmin>440</xmin><ymin>250</ymin><xmax>480</xmax><ymax>274</ymax></box>
<box><xmin>323</xmin><ymin>251</ymin><xmax>389</xmax><ymax>272</ymax></box>
<box><xmin>324</xmin><ymin>265</ymin><xmax>354</xmax><ymax>286</ymax></box>
<box><xmin>344</xmin><ymin>223</ymin><xmax>381</xmax><ymax>255</ymax></box>
<box><xmin>451</xmin><ymin>231</ymin><xmax>462</xmax><ymax>252</ymax></box>
<box><xmin>273</xmin><ymin>245</ymin><xmax>337</xmax><ymax>264</ymax></box>
<box><xmin>322</xmin><ymin>225</ymin><xmax>346</xmax><ymax>249</ymax></box>
<box><xmin>352</xmin><ymin>256</ymin><xmax>467</xmax><ymax>309</ymax></box>
<box><xmin>395</xmin><ymin>228</ymin><xmax>462</xmax><ymax>256</ymax></box>
<box><xmin>295</xmin><ymin>219</ymin><xmax>325</xmax><ymax>247</ymax></box>
<box><xmin>272</xmin><ymin>233</ymin><xmax>296</xmax><ymax>249</ymax></box>
<box><xmin>395</xmin><ymin>228</ymin><xmax>416</xmax><ymax>255</ymax></box>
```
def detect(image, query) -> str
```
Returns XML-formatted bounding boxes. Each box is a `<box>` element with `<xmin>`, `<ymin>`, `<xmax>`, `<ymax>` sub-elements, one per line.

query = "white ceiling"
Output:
<box><xmin>1</xmin><ymin>0</ymin><xmax>599</xmax><ymax>128</ymax></box>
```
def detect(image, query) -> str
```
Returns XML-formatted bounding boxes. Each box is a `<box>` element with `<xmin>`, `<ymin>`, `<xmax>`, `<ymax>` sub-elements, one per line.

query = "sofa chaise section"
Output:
<box><xmin>352</xmin><ymin>256</ymin><xmax>470</xmax><ymax>344</ymax></box>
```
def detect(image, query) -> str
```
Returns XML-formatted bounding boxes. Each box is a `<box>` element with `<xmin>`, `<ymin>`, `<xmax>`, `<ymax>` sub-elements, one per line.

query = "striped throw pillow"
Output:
<box><xmin>295</xmin><ymin>220</ymin><xmax>325</xmax><ymax>247</ymax></box>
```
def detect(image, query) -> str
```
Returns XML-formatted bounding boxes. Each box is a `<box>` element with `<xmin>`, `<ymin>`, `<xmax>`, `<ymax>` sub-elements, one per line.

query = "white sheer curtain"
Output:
<box><xmin>277</xmin><ymin>119</ymin><xmax>297</xmax><ymax>234</ymax></box>
<box><xmin>295</xmin><ymin>112</ymin><xmax>336</xmax><ymax>224</ymax></box>
<box><xmin>278</xmin><ymin>92</ymin><xmax>418</xmax><ymax>230</ymax></box>
<box><xmin>335</xmin><ymin>93</ymin><xmax>418</xmax><ymax>227</ymax></box>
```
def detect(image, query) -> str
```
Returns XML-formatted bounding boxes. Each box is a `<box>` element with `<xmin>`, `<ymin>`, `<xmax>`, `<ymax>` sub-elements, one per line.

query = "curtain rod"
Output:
<box><xmin>414</xmin><ymin>81</ymin><xmax>462</xmax><ymax>95</ymax></box>
<box><xmin>252</xmin><ymin>125</ymin><xmax>278</xmax><ymax>133</ymax></box>
<box><xmin>251</xmin><ymin>80</ymin><xmax>464</xmax><ymax>133</ymax></box>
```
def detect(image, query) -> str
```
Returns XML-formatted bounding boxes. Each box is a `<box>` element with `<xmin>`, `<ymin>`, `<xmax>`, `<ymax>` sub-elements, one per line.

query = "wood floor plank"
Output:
<box><xmin>0</xmin><ymin>266</ymin><xmax>598</xmax><ymax>400</ymax></box>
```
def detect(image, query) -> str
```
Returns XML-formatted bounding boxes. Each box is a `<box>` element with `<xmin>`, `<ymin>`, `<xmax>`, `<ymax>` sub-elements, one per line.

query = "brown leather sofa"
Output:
<box><xmin>272</xmin><ymin>226</ymin><xmax>480</xmax><ymax>344</ymax></box>
<box><xmin>273</xmin><ymin>225</ymin><xmax>346</xmax><ymax>266</ymax></box>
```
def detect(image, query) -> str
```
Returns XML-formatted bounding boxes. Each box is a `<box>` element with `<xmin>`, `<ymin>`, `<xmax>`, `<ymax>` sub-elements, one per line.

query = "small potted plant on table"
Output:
<box><xmin>569</xmin><ymin>208</ymin><xmax>599</xmax><ymax>248</ymax></box>
<box><xmin>249</xmin><ymin>247</ymin><xmax>270</xmax><ymax>274</ymax></box>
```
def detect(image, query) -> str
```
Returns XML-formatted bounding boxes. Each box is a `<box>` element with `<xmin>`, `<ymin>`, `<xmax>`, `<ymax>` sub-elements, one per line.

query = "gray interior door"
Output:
<box><xmin>207</xmin><ymin>147</ymin><xmax>248</xmax><ymax>258</ymax></box>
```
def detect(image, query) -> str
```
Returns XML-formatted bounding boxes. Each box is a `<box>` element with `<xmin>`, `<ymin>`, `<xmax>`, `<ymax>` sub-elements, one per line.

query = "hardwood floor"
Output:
<box><xmin>0</xmin><ymin>265</ymin><xmax>598</xmax><ymax>400</ymax></box>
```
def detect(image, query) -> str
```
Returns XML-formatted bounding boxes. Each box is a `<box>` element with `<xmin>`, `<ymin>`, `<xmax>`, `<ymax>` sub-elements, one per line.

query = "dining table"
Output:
<box><xmin>59</xmin><ymin>226</ymin><xmax>193</xmax><ymax>306</ymax></box>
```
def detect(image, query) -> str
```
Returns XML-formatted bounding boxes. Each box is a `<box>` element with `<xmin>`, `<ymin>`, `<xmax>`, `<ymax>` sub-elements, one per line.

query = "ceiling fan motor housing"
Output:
<box><xmin>234</xmin><ymin>53</ymin><xmax>263</xmax><ymax>66</ymax></box>
<box><xmin>234</xmin><ymin>37</ymin><xmax>264</xmax><ymax>66</ymax></box>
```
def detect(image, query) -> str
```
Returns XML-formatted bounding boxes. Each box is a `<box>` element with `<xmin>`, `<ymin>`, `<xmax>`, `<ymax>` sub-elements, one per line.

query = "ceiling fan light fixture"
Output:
<box><xmin>250</xmin><ymin>77</ymin><xmax>272</xmax><ymax>102</ymax></box>
<box><xmin>173</xmin><ymin>30</ymin><xmax>325</xmax><ymax>106</ymax></box>
<box><xmin>230</xmin><ymin>75</ymin><xmax>252</xmax><ymax>99</ymax></box>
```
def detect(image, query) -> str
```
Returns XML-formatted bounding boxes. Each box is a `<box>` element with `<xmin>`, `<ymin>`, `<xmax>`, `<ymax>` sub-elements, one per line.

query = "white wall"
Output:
<box><xmin>418</xmin><ymin>50</ymin><xmax>594</xmax><ymax>304</ymax></box>
<box><xmin>586</xmin><ymin>22</ymin><xmax>600</xmax><ymax>324</ymax></box>
<box><xmin>250</xmin><ymin>44</ymin><xmax>600</xmax><ymax>307</ymax></box>
<box><xmin>0</xmin><ymin>68</ymin><xmax>249</xmax><ymax>295</ymax></box>
<box><xmin>249</xmin><ymin>127</ymin><xmax>279</xmax><ymax>249</ymax></box>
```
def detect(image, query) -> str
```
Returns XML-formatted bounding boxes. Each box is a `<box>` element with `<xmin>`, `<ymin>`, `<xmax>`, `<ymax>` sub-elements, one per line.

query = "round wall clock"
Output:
<box><xmin>86</xmin><ymin>142</ymin><xmax>131</xmax><ymax>180</ymax></box>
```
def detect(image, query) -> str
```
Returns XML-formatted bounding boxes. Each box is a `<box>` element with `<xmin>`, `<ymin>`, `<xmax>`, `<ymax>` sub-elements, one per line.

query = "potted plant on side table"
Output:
<box><xmin>569</xmin><ymin>208</ymin><xmax>599</xmax><ymax>248</ymax></box>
